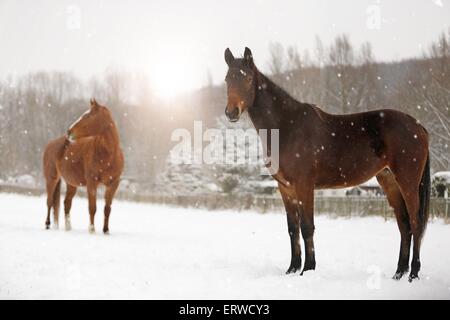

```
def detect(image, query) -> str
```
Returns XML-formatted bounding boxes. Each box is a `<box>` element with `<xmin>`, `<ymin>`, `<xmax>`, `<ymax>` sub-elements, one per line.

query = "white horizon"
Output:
<box><xmin>0</xmin><ymin>0</ymin><xmax>449</xmax><ymax>96</ymax></box>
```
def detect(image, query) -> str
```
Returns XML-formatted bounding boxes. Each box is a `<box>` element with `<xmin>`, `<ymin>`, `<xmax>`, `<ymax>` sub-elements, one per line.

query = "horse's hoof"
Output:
<box><xmin>393</xmin><ymin>273</ymin><xmax>404</xmax><ymax>280</ymax></box>
<box><xmin>45</xmin><ymin>225</ymin><xmax>50</xmax><ymax>230</ymax></box>
<box><xmin>392</xmin><ymin>270</ymin><xmax>408</xmax><ymax>280</ymax></box>
<box><xmin>52</xmin><ymin>223</ymin><xmax>59</xmax><ymax>230</ymax></box>
<box><xmin>301</xmin><ymin>259</ymin><xmax>316</xmax><ymax>275</ymax></box>
<box><xmin>88</xmin><ymin>225</ymin><xmax>95</xmax><ymax>234</ymax></box>
<box><xmin>408</xmin><ymin>274</ymin><xmax>419</xmax><ymax>282</ymax></box>
<box><xmin>300</xmin><ymin>266</ymin><xmax>316</xmax><ymax>276</ymax></box>
<box><xmin>103</xmin><ymin>230</ymin><xmax>110</xmax><ymax>235</ymax></box>
<box><xmin>65</xmin><ymin>220</ymin><xmax>72</xmax><ymax>231</ymax></box>
<box><xmin>286</xmin><ymin>266</ymin><xmax>301</xmax><ymax>274</ymax></box>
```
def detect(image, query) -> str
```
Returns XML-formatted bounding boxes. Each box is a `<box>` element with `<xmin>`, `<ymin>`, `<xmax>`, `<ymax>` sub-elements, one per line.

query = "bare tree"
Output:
<box><xmin>394</xmin><ymin>30</ymin><xmax>450</xmax><ymax>170</ymax></box>
<box><xmin>323</xmin><ymin>35</ymin><xmax>378</xmax><ymax>114</ymax></box>
<box><xmin>286</xmin><ymin>46</ymin><xmax>303</xmax><ymax>71</ymax></box>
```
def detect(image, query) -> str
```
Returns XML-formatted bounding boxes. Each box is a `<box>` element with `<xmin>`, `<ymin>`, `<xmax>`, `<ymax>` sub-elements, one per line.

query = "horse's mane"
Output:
<box><xmin>255</xmin><ymin>68</ymin><xmax>316</xmax><ymax>113</ymax></box>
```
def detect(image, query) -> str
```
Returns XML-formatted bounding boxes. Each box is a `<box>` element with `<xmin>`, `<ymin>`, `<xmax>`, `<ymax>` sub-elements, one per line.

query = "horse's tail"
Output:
<box><xmin>418</xmin><ymin>152</ymin><xmax>431</xmax><ymax>234</ymax></box>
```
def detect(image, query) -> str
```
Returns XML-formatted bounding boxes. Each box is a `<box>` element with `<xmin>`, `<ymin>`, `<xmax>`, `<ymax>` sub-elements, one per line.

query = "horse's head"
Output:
<box><xmin>224</xmin><ymin>47</ymin><xmax>257</xmax><ymax>122</ymax></box>
<box><xmin>67</xmin><ymin>99</ymin><xmax>114</xmax><ymax>142</ymax></box>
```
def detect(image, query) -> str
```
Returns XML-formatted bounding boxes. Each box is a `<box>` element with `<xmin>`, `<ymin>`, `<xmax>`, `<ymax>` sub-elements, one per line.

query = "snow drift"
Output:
<box><xmin>0</xmin><ymin>193</ymin><xmax>449</xmax><ymax>299</ymax></box>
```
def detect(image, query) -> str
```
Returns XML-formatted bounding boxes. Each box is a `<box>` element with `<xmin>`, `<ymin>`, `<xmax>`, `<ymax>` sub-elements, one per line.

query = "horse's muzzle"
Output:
<box><xmin>225</xmin><ymin>107</ymin><xmax>240</xmax><ymax>122</ymax></box>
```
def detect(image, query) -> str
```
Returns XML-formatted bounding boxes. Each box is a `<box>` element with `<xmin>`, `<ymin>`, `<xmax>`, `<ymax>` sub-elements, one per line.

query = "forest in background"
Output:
<box><xmin>0</xmin><ymin>31</ymin><xmax>449</xmax><ymax>193</ymax></box>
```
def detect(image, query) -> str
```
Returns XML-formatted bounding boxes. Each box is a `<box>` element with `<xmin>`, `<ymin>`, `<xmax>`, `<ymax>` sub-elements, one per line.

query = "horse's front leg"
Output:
<box><xmin>297</xmin><ymin>185</ymin><xmax>316</xmax><ymax>274</ymax></box>
<box><xmin>280</xmin><ymin>189</ymin><xmax>302</xmax><ymax>274</ymax></box>
<box><xmin>103</xmin><ymin>180</ymin><xmax>120</xmax><ymax>235</ymax></box>
<box><xmin>87</xmin><ymin>181</ymin><xmax>98</xmax><ymax>234</ymax></box>
<box><xmin>64</xmin><ymin>185</ymin><xmax>77</xmax><ymax>231</ymax></box>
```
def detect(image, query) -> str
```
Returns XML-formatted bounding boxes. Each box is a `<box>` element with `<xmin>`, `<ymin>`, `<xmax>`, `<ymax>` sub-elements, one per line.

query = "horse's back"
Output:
<box><xmin>318</xmin><ymin>107</ymin><xmax>415</xmax><ymax>126</ymax></box>
<box><xmin>317</xmin><ymin>107</ymin><xmax>427</xmax><ymax>143</ymax></box>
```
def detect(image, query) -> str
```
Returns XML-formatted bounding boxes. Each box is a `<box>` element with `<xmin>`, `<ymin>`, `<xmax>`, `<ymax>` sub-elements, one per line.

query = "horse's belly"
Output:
<box><xmin>314</xmin><ymin>152</ymin><xmax>387</xmax><ymax>189</ymax></box>
<box><xmin>58</xmin><ymin>155</ymin><xmax>87</xmax><ymax>187</ymax></box>
<box><xmin>315</xmin><ymin>171</ymin><xmax>382</xmax><ymax>189</ymax></box>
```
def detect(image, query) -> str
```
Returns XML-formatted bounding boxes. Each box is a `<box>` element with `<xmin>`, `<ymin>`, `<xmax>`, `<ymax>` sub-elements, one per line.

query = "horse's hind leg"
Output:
<box><xmin>396</xmin><ymin>185</ymin><xmax>424</xmax><ymax>282</ymax></box>
<box><xmin>103</xmin><ymin>180</ymin><xmax>120</xmax><ymax>235</ymax></box>
<box><xmin>376</xmin><ymin>169</ymin><xmax>411</xmax><ymax>280</ymax></box>
<box><xmin>45</xmin><ymin>179</ymin><xmax>60</xmax><ymax>230</ymax></box>
<box><xmin>64</xmin><ymin>185</ymin><xmax>77</xmax><ymax>231</ymax></box>
<box><xmin>389</xmin><ymin>163</ymin><xmax>425</xmax><ymax>281</ymax></box>
<box><xmin>52</xmin><ymin>180</ymin><xmax>61</xmax><ymax>229</ymax></box>
<box><xmin>45</xmin><ymin>200</ymin><xmax>52</xmax><ymax>230</ymax></box>
<box><xmin>400</xmin><ymin>188</ymin><xmax>422</xmax><ymax>281</ymax></box>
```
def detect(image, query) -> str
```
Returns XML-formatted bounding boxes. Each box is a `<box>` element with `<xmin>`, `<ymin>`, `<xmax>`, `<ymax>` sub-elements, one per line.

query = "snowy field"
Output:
<box><xmin>0</xmin><ymin>193</ymin><xmax>449</xmax><ymax>300</ymax></box>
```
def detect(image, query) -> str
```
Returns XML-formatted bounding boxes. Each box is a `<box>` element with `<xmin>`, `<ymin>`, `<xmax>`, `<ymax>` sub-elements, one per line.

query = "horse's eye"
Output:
<box><xmin>247</xmin><ymin>76</ymin><xmax>253</xmax><ymax>82</ymax></box>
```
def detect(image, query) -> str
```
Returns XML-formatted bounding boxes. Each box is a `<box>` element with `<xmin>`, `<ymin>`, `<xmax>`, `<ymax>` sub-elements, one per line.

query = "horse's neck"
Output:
<box><xmin>248</xmin><ymin>70</ymin><xmax>311</xmax><ymax>131</ymax></box>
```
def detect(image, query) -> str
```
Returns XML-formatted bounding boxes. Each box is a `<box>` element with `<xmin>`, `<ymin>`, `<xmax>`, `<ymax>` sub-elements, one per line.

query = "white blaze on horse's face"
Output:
<box><xmin>67</xmin><ymin>109</ymin><xmax>91</xmax><ymax>142</ymax></box>
<box><xmin>69</xmin><ymin>109</ymin><xmax>91</xmax><ymax>130</ymax></box>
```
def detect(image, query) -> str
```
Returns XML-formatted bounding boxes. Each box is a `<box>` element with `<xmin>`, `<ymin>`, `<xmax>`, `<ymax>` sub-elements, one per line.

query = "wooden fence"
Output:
<box><xmin>1</xmin><ymin>184</ymin><xmax>449</xmax><ymax>221</ymax></box>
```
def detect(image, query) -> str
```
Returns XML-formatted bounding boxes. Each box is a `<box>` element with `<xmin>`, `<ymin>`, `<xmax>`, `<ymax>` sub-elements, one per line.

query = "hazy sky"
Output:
<box><xmin>0</xmin><ymin>0</ymin><xmax>449</xmax><ymax>97</ymax></box>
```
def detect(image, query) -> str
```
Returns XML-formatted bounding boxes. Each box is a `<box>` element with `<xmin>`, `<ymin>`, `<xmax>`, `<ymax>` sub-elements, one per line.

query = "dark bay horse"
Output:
<box><xmin>43</xmin><ymin>99</ymin><xmax>124</xmax><ymax>234</ymax></box>
<box><xmin>224</xmin><ymin>48</ymin><xmax>430</xmax><ymax>281</ymax></box>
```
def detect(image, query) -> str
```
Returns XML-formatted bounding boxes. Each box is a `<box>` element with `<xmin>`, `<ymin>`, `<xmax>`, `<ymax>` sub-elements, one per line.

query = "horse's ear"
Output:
<box><xmin>224</xmin><ymin>48</ymin><xmax>235</xmax><ymax>66</ymax></box>
<box><xmin>90</xmin><ymin>98</ymin><xmax>98</xmax><ymax>109</ymax></box>
<box><xmin>244</xmin><ymin>47</ymin><xmax>254</xmax><ymax>68</ymax></box>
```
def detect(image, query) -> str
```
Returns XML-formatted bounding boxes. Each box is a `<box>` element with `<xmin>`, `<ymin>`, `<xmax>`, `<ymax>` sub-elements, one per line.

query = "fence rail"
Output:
<box><xmin>1</xmin><ymin>184</ymin><xmax>449</xmax><ymax>221</ymax></box>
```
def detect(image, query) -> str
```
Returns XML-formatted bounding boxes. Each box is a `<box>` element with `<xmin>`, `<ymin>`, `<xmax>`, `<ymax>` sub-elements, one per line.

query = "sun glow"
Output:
<box><xmin>149</xmin><ymin>44</ymin><xmax>201</xmax><ymax>101</ymax></box>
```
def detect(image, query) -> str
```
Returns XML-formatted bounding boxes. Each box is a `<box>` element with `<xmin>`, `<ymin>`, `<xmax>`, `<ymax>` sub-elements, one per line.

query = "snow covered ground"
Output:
<box><xmin>0</xmin><ymin>193</ymin><xmax>449</xmax><ymax>300</ymax></box>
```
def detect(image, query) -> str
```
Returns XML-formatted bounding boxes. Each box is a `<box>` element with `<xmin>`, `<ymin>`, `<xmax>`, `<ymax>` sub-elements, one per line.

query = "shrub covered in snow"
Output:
<box><xmin>432</xmin><ymin>171</ymin><xmax>450</xmax><ymax>198</ymax></box>
<box><xmin>155</xmin><ymin>116</ymin><xmax>273</xmax><ymax>196</ymax></box>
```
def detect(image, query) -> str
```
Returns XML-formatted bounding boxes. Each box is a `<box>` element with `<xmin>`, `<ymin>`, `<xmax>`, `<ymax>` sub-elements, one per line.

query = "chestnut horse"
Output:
<box><xmin>43</xmin><ymin>99</ymin><xmax>124</xmax><ymax>234</ymax></box>
<box><xmin>224</xmin><ymin>48</ymin><xmax>430</xmax><ymax>281</ymax></box>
